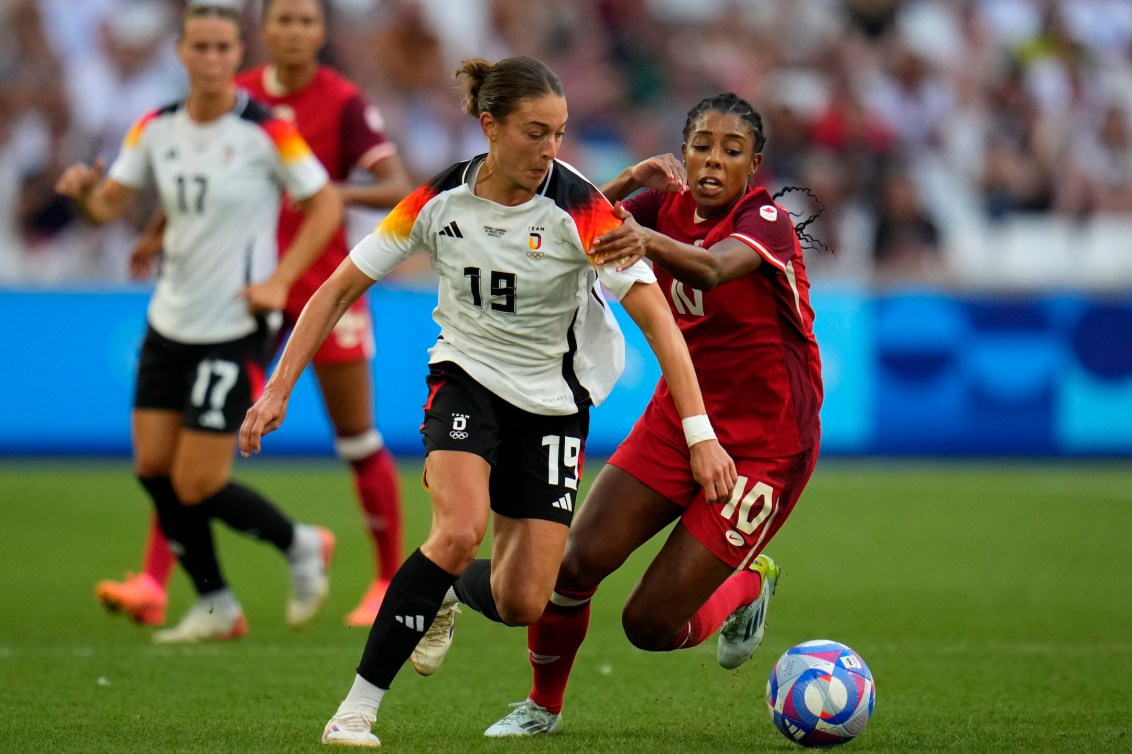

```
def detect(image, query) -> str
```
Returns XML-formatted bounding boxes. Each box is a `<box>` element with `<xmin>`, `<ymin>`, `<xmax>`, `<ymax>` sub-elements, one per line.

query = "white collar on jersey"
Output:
<box><xmin>462</xmin><ymin>154</ymin><xmax>556</xmax><ymax>199</ymax></box>
<box><xmin>262</xmin><ymin>65</ymin><xmax>288</xmax><ymax>97</ymax></box>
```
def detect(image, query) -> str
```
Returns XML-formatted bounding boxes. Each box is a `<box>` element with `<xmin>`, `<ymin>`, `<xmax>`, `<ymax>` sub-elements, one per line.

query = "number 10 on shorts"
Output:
<box><xmin>720</xmin><ymin>476</ymin><xmax>774</xmax><ymax>535</ymax></box>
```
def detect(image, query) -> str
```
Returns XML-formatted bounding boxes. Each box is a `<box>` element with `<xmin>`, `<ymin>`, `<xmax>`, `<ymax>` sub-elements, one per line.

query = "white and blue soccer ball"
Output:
<box><xmin>766</xmin><ymin>640</ymin><xmax>875</xmax><ymax>748</ymax></box>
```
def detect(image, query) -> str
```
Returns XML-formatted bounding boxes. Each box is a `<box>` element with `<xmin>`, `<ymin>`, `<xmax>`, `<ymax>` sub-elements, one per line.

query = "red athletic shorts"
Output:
<box><xmin>283</xmin><ymin>294</ymin><xmax>374</xmax><ymax>366</ymax></box>
<box><xmin>608</xmin><ymin>412</ymin><xmax>818</xmax><ymax>570</ymax></box>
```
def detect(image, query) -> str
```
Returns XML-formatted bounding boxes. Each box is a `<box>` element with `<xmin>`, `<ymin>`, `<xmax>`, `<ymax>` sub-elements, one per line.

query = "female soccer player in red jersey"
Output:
<box><xmin>483</xmin><ymin>92</ymin><xmax>825</xmax><ymax>736</ymax></box>
<box><xmin>94</xmin><ymin>0</ymin><xmax>414</xmax><ymax>629</ymax></box>
<box><xmin>57</xmin><ymin>3</ymin><xmax>342</xmax><ymax>643</ymax></box>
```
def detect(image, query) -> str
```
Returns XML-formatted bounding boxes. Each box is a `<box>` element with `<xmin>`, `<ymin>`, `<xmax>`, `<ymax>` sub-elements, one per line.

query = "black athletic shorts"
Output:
<box><xmin>420</xmin><ymin>362</ymin><xmax>590</xmax><ymax>525</ymax></box>
<box><xmin>134</xmin><ymin>322</ymin><xmax>272</xmax><ymax>434</ymax></box>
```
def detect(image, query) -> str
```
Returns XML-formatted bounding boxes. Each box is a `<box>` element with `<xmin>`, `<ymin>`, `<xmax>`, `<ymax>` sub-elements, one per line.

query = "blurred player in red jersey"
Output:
<box><xmin>483</xmin><ymin>92</ymin><xmax>826</xmax><ymax>736</ymax></box>
<box><xmin>94</xmin><ymin>0</ymin><xmax>413</xmax><ymax>629</ymax></box>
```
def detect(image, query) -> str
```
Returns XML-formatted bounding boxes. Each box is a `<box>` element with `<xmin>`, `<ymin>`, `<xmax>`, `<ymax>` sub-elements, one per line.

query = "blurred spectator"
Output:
<box><xmin>871</xmin><ymin>168</ymin><xmax>946</xmax><ymax>285</ymax></box>
<box><xmin>3</xmin><ymin>0</ymin><xmax>1132</xmax><ymax>287</ymax></box>
<box><xmin>1056</xmin><ymin>103</ymin><xmax>1132</xmax><ymax>216</ymax></box>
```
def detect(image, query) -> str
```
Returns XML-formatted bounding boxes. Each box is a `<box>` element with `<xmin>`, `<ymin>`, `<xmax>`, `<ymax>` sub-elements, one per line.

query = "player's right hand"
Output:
<box><xmin>628</xmin><ymin>153</ymin><xmax>687</xmax><ymax>194</ymax></box>
<box><xmin>689</xmin><ymin>439</ymin><xmax>738</xmax><ymax>505</ymax></box>
<box><xmin>55</xmin><ymin>158</ymin><xmax>104</xmax><ymax>200</ymax></box>
<box><xmin>239</xmin><ymin>387</ymin><xmax>289</xmax><ymax>457</ymax></box>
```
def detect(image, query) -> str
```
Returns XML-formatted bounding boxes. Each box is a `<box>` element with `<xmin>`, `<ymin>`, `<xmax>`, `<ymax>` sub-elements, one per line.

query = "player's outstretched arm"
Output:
<box><xmin>336</xmin><ymin>152</ymin><xmax>412</xmax><ymax>210</ymax></box>
<box><xmin>240</xmin><ymin>257</ymin><xmax>374</xmax><ymax>456</ymax></box>
<box><xmin>619</xmin><ymin>281</ymin><xmax>737</xmax><ymax>503</ymax></box>
<box><xmin>55</xmin><ymin>159</ymin><xmax>137</xmax><ymax>225</ymax></box>
<box><xmin>245</xmin><ymin>184</ymin><xmax>344</xmax><ymax>314</ymax></box>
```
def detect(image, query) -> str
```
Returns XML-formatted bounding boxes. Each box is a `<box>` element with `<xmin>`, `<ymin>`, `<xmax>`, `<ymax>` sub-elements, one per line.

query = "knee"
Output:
<box><xmin>556</xmin><ymin>546</ymin><xmax>602</xmax><ymax>595</ymax></box>
<box><xmin>171</xmin><ymin>474</ymin><xmax>224</xmax><ymax>506</ymax></box>
<box><xmin>495</xmin><ymin>595</ymin><xmax>548</xmax><ymax>627</ymax></box>
<box><xmin>621</xmin><ymin>603</ymin><xmax>673</xmax><ymax>652</ymax></box>
<box><xmin>423</xmin><ymin>527</ymin><xmax>481</xmax><ymax>573</ymax></box>
<box><xmin>134</xmin><ymin>456</ymin><xmax>169</xmax><ymax>480</ymax></box>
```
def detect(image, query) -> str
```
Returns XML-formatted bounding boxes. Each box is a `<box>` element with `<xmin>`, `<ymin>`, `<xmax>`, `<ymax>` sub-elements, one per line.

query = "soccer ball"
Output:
<box><xmin>766</xmin><ymin>640</ymin><xmax>875</xmax><ymax>748</ymax></box>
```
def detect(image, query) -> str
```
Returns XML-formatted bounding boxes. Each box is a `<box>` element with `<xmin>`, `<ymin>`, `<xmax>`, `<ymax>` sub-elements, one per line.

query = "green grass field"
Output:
<box><xmin>2</xmin><ymin>458</ymin><xmax>1130</xmax><ymax>753</ymax></box>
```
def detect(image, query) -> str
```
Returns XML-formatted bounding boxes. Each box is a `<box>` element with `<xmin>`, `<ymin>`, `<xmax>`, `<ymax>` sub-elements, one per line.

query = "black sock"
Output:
<box><xmin>199</xmin><ymin>481</ymin><xmax>294</xmax><ymax>552</ymax></box>
<box><xmin>358</xmin><ymin>549</ymin><xmax>457</xmax><ymax>689</ymax></box>
<box><xmin>140</xmin><ymin>475</ymin><xmax>226</xmax><ymax>595</ymax></box>
<box><xmin>453</xmin><ymin>558</ymin><xmax>508</xmax><ymax>625</ymax></box>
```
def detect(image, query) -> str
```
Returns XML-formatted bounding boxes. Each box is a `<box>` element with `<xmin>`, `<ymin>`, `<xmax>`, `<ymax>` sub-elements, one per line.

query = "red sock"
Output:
<box><xmin>142</xmin><ymin>514</ymin><xmax>175</xmax><ymax>586</ymax></box>
<box><xmin>528</xmin><ymin>599</ymin><xmax>592</xmax><ymax>714</ymax></box>
<box><xmin>349</xmin><ymin>446</ymin><xmax>403</xmax><ymax>581</ymax></box>
<box><xmin>670</xmin><ymin>568</ymin><xmax>762</xmax><ymax>650</ymax></box>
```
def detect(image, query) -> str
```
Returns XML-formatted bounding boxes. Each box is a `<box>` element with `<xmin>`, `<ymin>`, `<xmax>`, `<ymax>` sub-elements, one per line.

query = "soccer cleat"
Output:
<box><xmin>288</xmin><ymin>526</ymin><xmax>336</xmax><ymax>628</ymax></box>
<box><xmin>345</xmin><ymin>578</ymin><xmax>391</xmax><ymax>628</ymax></box>
<box><xmin>717</xmin><ymin>554</ymin><xmax>780</xmax><ymax>670</ymax></box>
<box><xmin>322</xmin><ymin>710</ymin><xmax>380</xmax><ymax>748</ymax></box>
<box><xmin>409</xmin><ymin>594</ymin><xmax>460</xmax><ymax>676</ymax></box>
<box><xmin>152</xmin><ymin>598</ymin><xmax>247</xmax><ymax>644</ymax></box>
<box><xmin>95</xmin><ymin>572</ymin><xmax>168</xmax><ymax>626</ymax></box>
<box><xmin>484</xmin><ymin>699</ymin><xmax>561</xmax><ymax>737</ymax></box>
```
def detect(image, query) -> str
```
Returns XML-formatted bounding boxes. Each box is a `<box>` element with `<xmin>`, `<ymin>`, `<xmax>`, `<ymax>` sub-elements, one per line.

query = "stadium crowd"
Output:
<box><xmin>3</xmin><ymin>0</ymin><xmax>1132</xmax><ymax>287</ymax></box>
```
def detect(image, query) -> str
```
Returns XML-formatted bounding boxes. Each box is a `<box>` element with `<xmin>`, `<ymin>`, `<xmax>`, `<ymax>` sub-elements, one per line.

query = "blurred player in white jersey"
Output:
<box><xmin>56</xmin><ymin>3</ymin><xmax>341</xmax><ymax>642</ymax></box>
<box><xmin>93</xmin><ymin>0</ymin><xmax>413</xmax><ymax>630</ymax></box>
<box><xmin>239</xmin><ymin>56</ymin><xmax>737</xmax><ymax>747</ymax></box>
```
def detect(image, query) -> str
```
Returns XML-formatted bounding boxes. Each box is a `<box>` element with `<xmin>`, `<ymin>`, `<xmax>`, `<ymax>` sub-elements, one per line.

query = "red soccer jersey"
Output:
<box><xmin>237</xmin><ymin>65</ymin><xmax>396</xmax><ymax>310</ymax></box>
<box><xmin>623</xmin><ymin>187</ymin><xmax>823</xmax><ymax>458</ymax></box>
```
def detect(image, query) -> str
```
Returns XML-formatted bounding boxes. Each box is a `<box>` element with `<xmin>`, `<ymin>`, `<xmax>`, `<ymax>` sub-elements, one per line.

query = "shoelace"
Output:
<box><xmin>503</xmin><ymin>701</ymin><xmax>550</xmax><ymax>726</ymax></box>
<box><xmin>330</xmin><ymin>711</ymin><xmax>374</xmax><ymax>732</ymax></box>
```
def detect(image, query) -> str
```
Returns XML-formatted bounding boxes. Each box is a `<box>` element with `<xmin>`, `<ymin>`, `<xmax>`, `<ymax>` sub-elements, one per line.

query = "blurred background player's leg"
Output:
<box><xmin>94</xmin><ymin>514</ymin><xmax>173</xmax><ymax>626</ymax></box>
<box><xmin>314</xmin><ymin>356</ymin><xmax>403</xmax><ymax>627</ymax></box>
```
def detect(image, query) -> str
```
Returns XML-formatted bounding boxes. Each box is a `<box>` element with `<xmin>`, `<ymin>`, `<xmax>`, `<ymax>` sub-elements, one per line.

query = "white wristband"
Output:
<box><xmin>682</xmin><ymin>414</ymin><xmax>716</xmax><ymax>448</ymax></box>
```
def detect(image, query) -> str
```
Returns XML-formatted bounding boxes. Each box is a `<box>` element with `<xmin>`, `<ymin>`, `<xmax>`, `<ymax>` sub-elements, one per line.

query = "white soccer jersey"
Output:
<box><xmin>110</xmin><ymin>90</ymin><xmax>328</xmax><ymax>343</ymax></box>
<box><xmin>350</xmin><ymin>156</ymin><xmax>657</xmax><ymax>415</ymax></box>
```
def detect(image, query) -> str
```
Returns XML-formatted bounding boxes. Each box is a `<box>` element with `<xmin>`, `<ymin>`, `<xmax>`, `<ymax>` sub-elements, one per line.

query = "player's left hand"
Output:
<box><xmin>243</xmin><ymin>277</ymin><xmax>288</xmax><ymax>314</ymax></box>
<box><xmin>629</xmin><ymin>153</ymin><xmax>687</xmax><ymax>194</ymax></box>
<box><xmin>590</xmin><ymin>202</ymin><xmax>648</xmax><ymax>270</ymax></box>
<box><xmin>240</xmin><ymin>386</ymin><xmax>289</xmax><ymax>456</ymax></box>
<box><xmin>689</xmin><ymin>439</ymin><xmax>737</xmax><ymax>505</ymax></box>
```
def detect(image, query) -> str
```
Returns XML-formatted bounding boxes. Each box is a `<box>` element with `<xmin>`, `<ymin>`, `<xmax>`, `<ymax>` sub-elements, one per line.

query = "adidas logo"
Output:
<box><xmin>552</xmin><ymin>493</ymin><xmax>573</xmax><ymax>512</ymax></box>
<box><xmin>438</xmin><ymin>220</ymin><xmax>463</xmax><ymax>238</ymax></box>
<box><xmin>395</xmin><ymin>614</ymin><xmax>427</xmax><ymax>632</ymax></box>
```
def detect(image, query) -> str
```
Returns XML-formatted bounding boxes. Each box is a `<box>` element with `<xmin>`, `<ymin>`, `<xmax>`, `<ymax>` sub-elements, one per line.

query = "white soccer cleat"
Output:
<box><xmin>484</xmin><ymin>699</ymin><xmax>561</xmax><ymax>737</ymax></box>
<box><xmin>717</xmin><ymin>554</ymin><xmax>780</xmax><ymax>670</ymax></box>
<box><xmin>409</xmin><ymin>593</ymin><xmax>460</xmax><ymax>676</ymax></box>
<box><xmin>321</xmin><ymin>710</ymin><xmax>380</xmax><ymax>748</ymax></box>
<box><xmin>153</xmin><ymin>597</ymin><xmax>247</xmax><ymax>644</ymax></box>
<box><xmin>288</xmin><ymin>526</ymin><xmax>336</xmax><ymax>628</ymax></box>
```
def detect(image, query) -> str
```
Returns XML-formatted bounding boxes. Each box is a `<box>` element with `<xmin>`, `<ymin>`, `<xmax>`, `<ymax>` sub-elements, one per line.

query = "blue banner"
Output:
<box><xmin>2</xmin><ymin>286</ymin><xmax>1130</xmax><ymax>457</ymax></box>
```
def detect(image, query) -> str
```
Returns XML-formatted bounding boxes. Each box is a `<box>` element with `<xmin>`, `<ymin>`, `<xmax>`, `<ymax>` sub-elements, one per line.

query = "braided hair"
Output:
<box><xmin>684</xmin><ymin>93</ymin><xmax>830</xmax><ymax>252</ymax></box>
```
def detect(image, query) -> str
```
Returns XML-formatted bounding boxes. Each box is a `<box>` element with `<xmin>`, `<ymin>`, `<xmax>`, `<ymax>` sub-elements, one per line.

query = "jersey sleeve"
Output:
<box><xmin>727</xmin><ymin>196</ymin><xmax>800</xmax><ymax>271</ymax></box>
<box><xmin>621</xmin><ymin>188</ymin><xmax>664</xmax><ymax>230</ymax></box>
<box><xmin>341</xmin><ymin>94</ymin><xmax>397</xmax><ymax>171</ymax></box>
<box><xmin>566</xmin><ymin>179</ymin><xmax>657</xmax><ymax>300</ymax></box>
<box><xmin>107</xmin><ymin>111</ymin><xmax>157</xmax><ymax>189</ymax></box>
<box><xmin>349</xmin><ymin>182</ymin><xmax>436</xmax><ymax>280</ymax></box>
<box><xmin>260</xmin><ymin>118</ymin><xmax>329</xmax><ymax>201</ymax></box>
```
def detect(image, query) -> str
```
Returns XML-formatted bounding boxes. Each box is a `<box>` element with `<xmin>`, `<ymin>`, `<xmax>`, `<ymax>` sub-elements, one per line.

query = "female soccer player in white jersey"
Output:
<box><xmin>93</xmin><ymin>0</ymin><xmax>414</xmax><ymax>632</ymax></box>
<box><xmin>56</xmin><ymin>3</ymin><xmax>341</xmax><ymax>642</ymax></box>
<box><xmin>239</xmin><ymin>56</ymin><xmax>736</xmax><ymax>747</ymax></box>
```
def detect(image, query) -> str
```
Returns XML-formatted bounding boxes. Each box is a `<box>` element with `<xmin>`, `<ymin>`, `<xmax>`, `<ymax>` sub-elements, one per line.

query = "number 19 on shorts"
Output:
<box><xmin>542</xmin><ymin>434</ymin><xmax>581</xmax><ymax>490</ymax></box>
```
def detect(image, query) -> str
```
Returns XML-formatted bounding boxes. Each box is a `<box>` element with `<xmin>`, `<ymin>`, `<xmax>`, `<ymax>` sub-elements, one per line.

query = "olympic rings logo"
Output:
<box><xmin>449</xmin><ymin>430</ymin><xmax>469</xmax><ymax>440</ymax></box>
